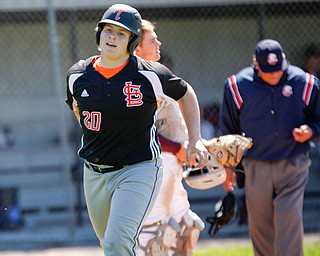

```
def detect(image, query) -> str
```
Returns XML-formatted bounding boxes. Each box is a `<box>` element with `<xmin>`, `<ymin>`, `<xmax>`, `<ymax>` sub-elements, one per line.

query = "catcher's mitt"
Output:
<box><xmin>205</xmin><ymin>134</ymin><xmax>253</xmax><ymax>167</ymax></box>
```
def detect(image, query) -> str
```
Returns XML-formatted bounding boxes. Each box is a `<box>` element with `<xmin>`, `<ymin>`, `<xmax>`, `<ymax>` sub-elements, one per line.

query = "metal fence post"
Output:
<box><xmin>46</xmin><ymin>0</ymin><xmax>76</xmax><ymax>238</ymax></box>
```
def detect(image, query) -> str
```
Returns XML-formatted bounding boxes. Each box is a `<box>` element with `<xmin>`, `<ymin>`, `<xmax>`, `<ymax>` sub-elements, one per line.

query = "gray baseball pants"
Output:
<box><xmin>83</xmin><ymin>157</ymin><xmax>163</xmax><ymax>256</ymax></box>
<box><xmin>243</xmin><ymin>153</ymin><xmax>311</xmax><ymax>256</ymax></box>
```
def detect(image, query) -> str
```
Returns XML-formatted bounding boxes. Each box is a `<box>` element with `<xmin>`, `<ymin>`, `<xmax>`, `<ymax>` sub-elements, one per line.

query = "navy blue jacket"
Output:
<box><xmin>221</xmin><ymin>64</ymin><xmax>320</xmax><ymax>161</ymax></box>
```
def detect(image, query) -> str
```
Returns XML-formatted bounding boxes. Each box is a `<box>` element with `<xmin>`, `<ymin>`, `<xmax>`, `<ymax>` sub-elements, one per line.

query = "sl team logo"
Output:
<box><xmin>282</xmin><ymin>85</ymin><xmax>293</xmax><ymax>97</ymax></box>
<box><xmin>123</xmin><ymin>81</ymin><xmax>143</xmax><ymax>107</ymax></box>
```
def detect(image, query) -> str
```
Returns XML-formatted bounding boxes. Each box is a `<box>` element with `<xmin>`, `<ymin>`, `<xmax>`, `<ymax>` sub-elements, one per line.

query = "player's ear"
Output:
<box><xmin>253</xmin><ymin>58</ymin><xmax>259</xmax><ymax>70</ymax></box>
<box><xmin>134</xmin><ymin>45</ymin><xmax>141</xmax><ymax>56</ymax></box>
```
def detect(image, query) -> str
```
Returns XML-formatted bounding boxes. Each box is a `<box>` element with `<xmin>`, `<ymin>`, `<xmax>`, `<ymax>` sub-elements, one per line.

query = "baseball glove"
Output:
<box><xmin>205</xmin><ymin>134</ymin><xmax>253</xmax><ymax>167</ymax></box>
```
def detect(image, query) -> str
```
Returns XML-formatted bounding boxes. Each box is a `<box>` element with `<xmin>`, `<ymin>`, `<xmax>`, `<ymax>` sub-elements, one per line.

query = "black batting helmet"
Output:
<box><xmin>95</xmin><ymin>4</ymin><xmax>142</xmax><ymax>55</ymax></box>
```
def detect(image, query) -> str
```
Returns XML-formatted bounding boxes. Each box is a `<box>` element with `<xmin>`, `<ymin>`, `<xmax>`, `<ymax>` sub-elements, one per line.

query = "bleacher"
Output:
<box><xmin>0</xmin><ymin>145</ymin><xmax>77</xmax><ymax>227</ymax></box>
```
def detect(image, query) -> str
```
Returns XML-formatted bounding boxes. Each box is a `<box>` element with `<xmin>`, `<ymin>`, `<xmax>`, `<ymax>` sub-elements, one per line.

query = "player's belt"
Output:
<box><xmin>85</xmin><ymin>161</ymin><xmax>124</xmax><ymax>173</ymax></box>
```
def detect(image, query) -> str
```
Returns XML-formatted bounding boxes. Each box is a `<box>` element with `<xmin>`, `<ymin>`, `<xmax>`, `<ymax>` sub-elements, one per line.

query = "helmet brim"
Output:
<box><xmin>98</xmin><ymin>19</ymin><xmax>136</xmax><ymax>35</ymax></box>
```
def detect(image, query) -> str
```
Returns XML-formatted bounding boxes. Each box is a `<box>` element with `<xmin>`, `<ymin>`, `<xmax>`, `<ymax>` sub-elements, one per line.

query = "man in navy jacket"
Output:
<box><xmin>221</xmin><ymin>39</ymin><xmax>320</xmax><ymax>256</ymax></box>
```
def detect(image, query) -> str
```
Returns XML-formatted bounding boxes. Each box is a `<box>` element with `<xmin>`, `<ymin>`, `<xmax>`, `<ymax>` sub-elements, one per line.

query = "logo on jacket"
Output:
<box><xmin>267</xmin><ymin>53</ymin><xmax>278</xmax><ymax>65</ymax></box>
<box><xmin>282</xmin><ymin>85</ymin><xmax>293</xmax><ymax>97</ymax></box>
<box><xmin>123</xmin><ymin>81</ymin><xmax>143</xmax><ymax>107</ymax></box>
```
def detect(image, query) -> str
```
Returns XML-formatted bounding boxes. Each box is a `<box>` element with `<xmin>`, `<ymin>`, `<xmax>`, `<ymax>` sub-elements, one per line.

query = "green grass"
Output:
<box><xmin>193</xmin><ymin>241</ymin><xmax>320</xmax><ymax>256</ymax></box>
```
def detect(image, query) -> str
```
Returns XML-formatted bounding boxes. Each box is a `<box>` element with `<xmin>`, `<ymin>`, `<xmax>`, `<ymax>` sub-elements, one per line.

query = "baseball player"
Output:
<box><xmin>221</xmin><ymin>39</ymin><xmax>320</xmax><ymax>255</ymax></box>
<box><xmin>65</xmin><ymin>4</ymin><xmax>208</xmax><ymax>256</ymax></box>
<box><xmin>134</xmin><ymin>20</ymin><xmax>205</xmax><ymax>256</ymax></box>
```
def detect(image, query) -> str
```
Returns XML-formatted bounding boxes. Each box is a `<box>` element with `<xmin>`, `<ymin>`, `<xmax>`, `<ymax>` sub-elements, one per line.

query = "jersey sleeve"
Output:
<box><xmin>65</xmin><ymin>58</ymin><xmax>94</xmax><ymax>111</ymax></box>
<box><xmin>138</xmin><ymin>58</ymin><xmax>188</xmax><ymax>101</ymax></box>
<box><xmin>305</xmin><ymin>74</ymin><xmax>320</xmax><ymax>142</ymax></box>
<box><xmin>66</xmin><ymin>60</ymin><xmax>84</xmax><ymax>110</ymax></box>
<box><xmin>220</xmin><ymin>78</ymin><xmax>242</xmax><ymax>135</ymax></box>
<box><xmin>156</xmin><ymin>63</ymin><xmax>188</xmax><ymax>101</ymax></box>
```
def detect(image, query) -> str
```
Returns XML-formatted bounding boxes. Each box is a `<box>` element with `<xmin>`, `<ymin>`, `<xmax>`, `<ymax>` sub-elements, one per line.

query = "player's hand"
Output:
<box><xmin>186</xmin><ymin>138</ymin><xmax>208</xmax><ymax>169</ymax></box>
<box><xmin>292</xmin><ymin>124</ymin><xmax>312</xmax><ymax>143</ymax></box>
<box><xmin>223</xmin><ymin>167</ymin><xmax>237</xmax><ymax>192</ymax></box>
<box><xmin>176</xmin><ymin>143</ymin><xmax>197</xmax><ymax>167</ymax></box>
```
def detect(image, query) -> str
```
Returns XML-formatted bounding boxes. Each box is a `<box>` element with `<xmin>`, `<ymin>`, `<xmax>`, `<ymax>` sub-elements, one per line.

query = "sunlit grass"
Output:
<box><xmin>194</xmin><ymin>241</ymin><xmax>320</xmax><ymax>256</ymax></box>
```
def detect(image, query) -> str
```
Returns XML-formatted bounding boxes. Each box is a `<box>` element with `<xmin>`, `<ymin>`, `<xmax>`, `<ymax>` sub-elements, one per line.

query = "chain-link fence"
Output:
<box><xmin>0</xmin><ymin>0</ymin><xmax>319</xmax><ymax>248</ymax></box>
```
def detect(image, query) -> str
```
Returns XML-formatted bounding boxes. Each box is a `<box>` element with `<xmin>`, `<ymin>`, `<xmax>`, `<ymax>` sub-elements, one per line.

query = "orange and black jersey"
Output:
<box><xmin>66</xmin><ymin>55</ymin><xmax>188</xmax><ymax>166</ymax></box>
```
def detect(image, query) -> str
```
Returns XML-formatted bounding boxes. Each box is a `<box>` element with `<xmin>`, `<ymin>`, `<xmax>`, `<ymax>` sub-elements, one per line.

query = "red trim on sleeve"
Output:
<box><xmin>303</xmin><ymin>73</ymin><xmax>314</xmax><ymax>106</ymax></box>
<box><xmin>228</xmin><ymin>75</ymin><xmax>243</xmax><ymax>109</ymax></box>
